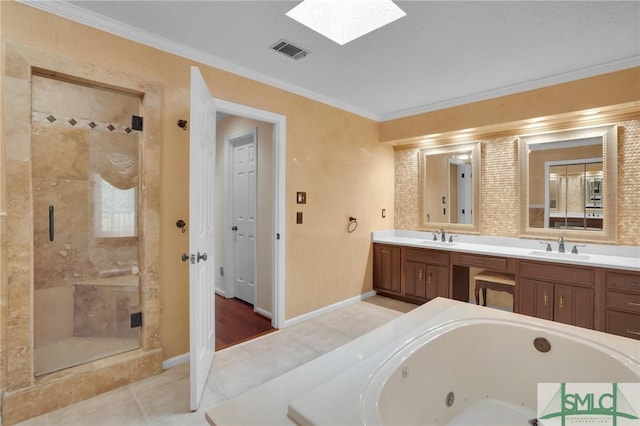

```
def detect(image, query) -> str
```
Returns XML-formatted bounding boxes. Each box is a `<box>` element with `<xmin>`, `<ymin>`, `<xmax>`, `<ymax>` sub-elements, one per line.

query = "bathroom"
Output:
<box><xmin>1</xmin><ymin>1</ymin><xmax>640</xmax><ymax>425</ymax></box>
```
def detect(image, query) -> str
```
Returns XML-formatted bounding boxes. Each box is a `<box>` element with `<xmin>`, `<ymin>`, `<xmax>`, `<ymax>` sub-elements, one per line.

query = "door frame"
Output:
<box><xmin>216</xmin><ymin>99</ymin><xmax>286</xmax><ymax>329</ymax></box>
<box><xmin>223</xmin><ymin>128</ymin><xmax>258</xmax><ymax>306</ymax></box>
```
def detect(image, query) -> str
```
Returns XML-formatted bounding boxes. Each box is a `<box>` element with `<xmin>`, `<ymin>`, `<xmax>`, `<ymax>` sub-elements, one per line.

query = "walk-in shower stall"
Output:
<box><xmin>31</xmin><ymin>75</ymin><xmax>141</xmax><ymax>376</ymax></box>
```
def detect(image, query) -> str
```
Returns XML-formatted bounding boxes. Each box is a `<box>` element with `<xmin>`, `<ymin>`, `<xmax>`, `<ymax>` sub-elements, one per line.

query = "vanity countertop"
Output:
<box><xmin>372</xmin><ymin>230</ymin><xmax>640</xmax><ymax>272</ymax></box>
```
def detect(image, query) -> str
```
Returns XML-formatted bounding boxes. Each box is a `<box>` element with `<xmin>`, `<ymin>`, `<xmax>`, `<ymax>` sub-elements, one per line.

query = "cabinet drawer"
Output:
<box><xmin>606</xmin><ymin>291</ymin><xmax>640</xmax><ymax>314</ymax></box>
<box><xmin>519</xmin><ymin>261</ymin><xmax>594</xmax><ymax>286</ymax></box>
<box><xmin>403</xmin><ymin>247</ymin><xmax>449</xmax><ymax>266</ymax></box>
<box><xmin>455</xmin><ymin>253</ymin><xmax>510</xmax><ymax>271</ymax></box>
<box><xmin>605</xmin><ymin>310</ymin><xmax>640</xmax><ymax>340</ymax></box>
<box><xmin>606</xmin><ymin>271</ymin><xmax>640</xmax><ymax>294</ymax></box>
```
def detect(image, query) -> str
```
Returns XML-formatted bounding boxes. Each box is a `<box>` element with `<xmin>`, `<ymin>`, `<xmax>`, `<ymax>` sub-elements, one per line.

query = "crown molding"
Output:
<box><xmin>18</xmin><ymin>1</ymin><xmax>640</xmax><ymax>123</ymax></box>
<box><xmin>380</xmin><ymin>55</ymin><xmax>640</xmax><ymax>122</ymax></box>
<box><xmin>18</xmin><ymin>0</ymin><xmax>379</xmax><ymax>120</ymax></box>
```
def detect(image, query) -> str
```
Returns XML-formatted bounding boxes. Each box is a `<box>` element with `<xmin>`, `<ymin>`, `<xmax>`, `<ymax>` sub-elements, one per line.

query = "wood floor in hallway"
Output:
<box><xmin>215</xmin><ymin>295</ymin><xmax>276</xmax><ymax>350</ymax></box>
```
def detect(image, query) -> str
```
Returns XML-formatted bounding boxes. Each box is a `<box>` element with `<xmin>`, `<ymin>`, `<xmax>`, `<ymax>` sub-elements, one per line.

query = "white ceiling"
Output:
<box><xmin>24</xmin><ymin>1</ymin><xmax>640</xmax><ymax>121</ymax></box>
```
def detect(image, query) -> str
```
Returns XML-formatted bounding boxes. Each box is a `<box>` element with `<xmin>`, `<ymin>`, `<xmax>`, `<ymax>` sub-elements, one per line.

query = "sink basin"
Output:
<box><xmin>421</xmin><ymin>240</ymin><xmax>457</xmax><ymax>247</ymax></box>
<box><xmin>527</xmin><ymin>250</ymin><xmax>590</xmax><ymax>261</ymax></box>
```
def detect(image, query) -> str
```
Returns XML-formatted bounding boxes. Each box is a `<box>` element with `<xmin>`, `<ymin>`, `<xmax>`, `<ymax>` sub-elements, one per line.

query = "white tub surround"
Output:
<box><xmin>205</xmin><ymin>299</ymin><xmax>639</xmax><ymax>425</ymax></box>
<box><xmin>372</xmin><ymin>230</ymin><xmax>639</xmax><ymax>272</ymax></box>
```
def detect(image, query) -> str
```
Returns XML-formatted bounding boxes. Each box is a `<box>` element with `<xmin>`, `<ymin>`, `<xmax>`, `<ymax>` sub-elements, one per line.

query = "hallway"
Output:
<box><xmin>215</xmin><ymin>295</ymin><xmax>275</xmax><ymax>350</ymax></box>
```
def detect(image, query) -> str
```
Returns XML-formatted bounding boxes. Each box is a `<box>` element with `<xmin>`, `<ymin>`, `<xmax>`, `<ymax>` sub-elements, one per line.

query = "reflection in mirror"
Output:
<box><xmin>520</xmin><ymin>124</ymin><xmax>617</xmax><ymax>242</ymax></box>
<box><xmin>542</xmin><ymin>160</ymin><xmax>603</xmax><ymax>230</ymax></box>
<box><xmin>419</xmin><ymin>143</ymin><xmax>481</xmax><ymax>233</ymax></box>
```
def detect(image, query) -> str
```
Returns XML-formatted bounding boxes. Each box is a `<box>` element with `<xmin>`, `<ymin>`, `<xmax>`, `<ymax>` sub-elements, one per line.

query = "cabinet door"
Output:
<box><xmin>555</xmin><ymin>284</ymin><xmax>594</xmax><ymax>329</ymax></box>
<box><xmin>404</xmin><ymin>261</ymin><xmax>427</xmax><ymax>300</ymax></box>
<box><xmin>426</xmin><ymin>265</ymin><xmax>450</xmax><ymax>300</ymax></box>
<box><xmin>373</xmin><ymin>244</ymin><xmax>401</xmax><ymax>295</ymax></box>
<box><xmin>518</xmin><ymin>279</ymin><xmax>554</xmax><ymax>321</ymax></box>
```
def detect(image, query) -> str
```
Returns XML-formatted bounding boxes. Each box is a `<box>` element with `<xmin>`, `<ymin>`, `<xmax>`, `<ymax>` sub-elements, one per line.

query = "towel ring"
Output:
<box><xmin>347</xmin><ymin>216</ymin><xmax>358</xmax><ymax>233</ymax></box>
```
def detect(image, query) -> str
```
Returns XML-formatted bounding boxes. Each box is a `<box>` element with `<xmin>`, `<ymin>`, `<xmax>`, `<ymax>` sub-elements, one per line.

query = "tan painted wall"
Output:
<box><xmin>380</xmin><ymin>67</ymin><xmax>640</xmax><ymax>143</ymax></box>
<box><xmin>0</xmin><ymin>2</ymin><xmax>394</xmax><ymax>360</ymax></box>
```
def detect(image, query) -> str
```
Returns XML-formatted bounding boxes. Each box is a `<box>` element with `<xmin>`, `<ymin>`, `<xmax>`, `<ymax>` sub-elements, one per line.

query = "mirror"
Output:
<box><xmin>519</xmin><ymin>124</ymin><xmax>617</xmax><ymax>242</ymax></box>
<box><xmin>419</xmin><ymin>142</ymin><xmax>481</xmax><ymax>233</ymax></box>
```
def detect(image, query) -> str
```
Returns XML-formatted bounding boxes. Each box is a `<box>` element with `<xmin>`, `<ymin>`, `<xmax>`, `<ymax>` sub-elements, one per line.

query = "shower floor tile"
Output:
<box><xmin>35</xmin><ymin>336</ymin><xmax>139</xmax><ymax>376</ymax></box>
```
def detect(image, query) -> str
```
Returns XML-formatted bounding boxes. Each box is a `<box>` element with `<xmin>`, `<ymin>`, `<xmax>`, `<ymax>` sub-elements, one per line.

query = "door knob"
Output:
<box><xmin>181</xmin><ymin>253</ymin><xmax>189</xmax><ymax>262</ymax></box>
<box><xmin>231</xmin><ymin>226</ymin><xmax>238</xmax><ymax>231</ymax></box>
<box><xmin>197</xmin><ymin>252</ymin><xmax>208</xmax><ymax>262</ymax></box>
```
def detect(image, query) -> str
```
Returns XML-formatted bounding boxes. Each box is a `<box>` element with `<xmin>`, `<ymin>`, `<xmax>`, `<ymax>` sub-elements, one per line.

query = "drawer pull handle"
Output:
<box><xmin>628</xmin><ymin>302</ymin><xmax>640</xmax><ymax>308</ymax></box>
<box><xmin>427</xmin><ymin>271</ymin><xmax>432</xmax><ymax>285</ymax></box>
<box><xmin>559</xmin><ymin>295</ymin><xmax>564</xmax><ymax>309</ymax></box>
<box><xmin>544</xmin><ymin>290</ymin><xmax>549</xmax><ymax>307</ymax></box>
<box><xmin>626</xmin><ymin>328</ymin><xmax>640</xmax><ymax>336</ymax></box>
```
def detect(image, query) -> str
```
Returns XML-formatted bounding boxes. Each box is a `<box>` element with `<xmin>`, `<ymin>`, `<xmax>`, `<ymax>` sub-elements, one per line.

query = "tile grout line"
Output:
<box><xmin>128</xmin><ymin>384</ymin><xmax>153</xmax><ymax>426</ymax></box>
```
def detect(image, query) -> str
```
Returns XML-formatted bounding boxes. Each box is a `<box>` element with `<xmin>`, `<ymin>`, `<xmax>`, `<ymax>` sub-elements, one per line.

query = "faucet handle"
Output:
<box><xmin>540</xmin><ymin>241</ymin><xmax>552</xmax><ymax>252</ymax></box>
<box><xmin>571</xmin><ymin>244</ymin><xmax>586</xmax><ymax>254</ymax></box>
<box><xmin>448</xmin><ymin>235</ymin><xmax>458</xmax><ymax>243</ymax></box>
<box><xmin>432</xmin><ymin>232</ymin><xmax>438</xmax><ymax>241</ymax></box>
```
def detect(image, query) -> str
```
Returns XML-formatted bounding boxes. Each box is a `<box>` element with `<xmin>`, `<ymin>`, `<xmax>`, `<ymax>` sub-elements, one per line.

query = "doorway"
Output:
<box><xmin>213</xmin><ymin>106</ymin><xmax>284</xmax><ymax>347</ymax></box>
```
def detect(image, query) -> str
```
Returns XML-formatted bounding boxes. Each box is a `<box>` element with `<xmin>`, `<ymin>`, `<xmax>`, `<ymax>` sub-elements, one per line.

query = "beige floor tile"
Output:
<box><xmin>47</xmin><ymin>386</ymin><xmax>146</xmax><ymax>426</ymax></box>
<box><xmin>285</xmin><ymin>321</ymin><xmax>353</xmax><ymax>353</ymax></box>
<box><xmin>15</xmin><ymin>297</ymin><xmax>409</xmax><ymax>426</ymax></box>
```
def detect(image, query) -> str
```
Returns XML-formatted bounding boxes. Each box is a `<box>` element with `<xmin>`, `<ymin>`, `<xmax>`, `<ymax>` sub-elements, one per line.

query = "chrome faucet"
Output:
<box><xmin>439</xmin><ymin>229</ymin><xmax>446</xmax><ymax>242</ymax></box>
<box><xmin>558</xmin><ymin>236</ymin><xmax>565</xmax><ymax>253</ymax></box>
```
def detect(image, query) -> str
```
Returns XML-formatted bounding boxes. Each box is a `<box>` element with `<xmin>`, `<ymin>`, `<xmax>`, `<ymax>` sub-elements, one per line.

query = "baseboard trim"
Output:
<box><xmin>162</xmin><ymin>352</ymin><xmax>189</xmax><ymax>370</ymax></box>
<box><xmin>255</xmin><ymin>306</ymin><xmax>272</xmax><ymax>319</ymax></box>
<box><xmin>282</xmin><ymin>290</ymin><xmax>377</xmax><ymax>328</ymax></box>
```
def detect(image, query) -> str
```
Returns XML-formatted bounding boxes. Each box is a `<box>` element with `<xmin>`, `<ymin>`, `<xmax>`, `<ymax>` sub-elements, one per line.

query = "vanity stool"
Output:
<box><xmin>474</xmin><ymin>271</ymin><xmax>516</xmax><ymax>311</ymax></box>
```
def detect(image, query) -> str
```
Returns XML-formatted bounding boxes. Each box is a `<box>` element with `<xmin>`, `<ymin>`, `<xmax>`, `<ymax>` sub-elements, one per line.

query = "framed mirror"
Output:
<box><xmin>519</xmin><ymin>124</ymin><xmax>617</xmax><ymax>242</ymax></box>
<box><xmin>419</xmin><ymin>142</ymin><xmax>481</xmax><ymax>233</ymax></box>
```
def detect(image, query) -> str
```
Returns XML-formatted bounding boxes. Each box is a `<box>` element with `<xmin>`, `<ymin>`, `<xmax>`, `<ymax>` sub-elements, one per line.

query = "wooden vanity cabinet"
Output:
<box><xmin>373</xmin><ymin>244</ymin><xmax>449</xmax><ymax>304</ymax></box>
<box><xmin>605</xmin><ymin>270</ymin><xmax>640</xmax><ymax>340</ymax></box>
<box><xmin>402</xmin><ymin>247</ymin><xmax>449</xmax><ymax>303</ymax></box>
<box><xmin>373</xmin><ymin>244</ymin><xmax>401</xmax><ymax>296</ymax></box>
<box><xmin>518</xmin><ymin>261</ymin><xmax>595</xmax><ymax>329</ymax></box>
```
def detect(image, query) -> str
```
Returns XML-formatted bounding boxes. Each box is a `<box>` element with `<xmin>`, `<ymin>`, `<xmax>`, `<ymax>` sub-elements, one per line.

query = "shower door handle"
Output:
<box><xmin>49</xmin><ymin>205</ymin><xmax>54</xmax><ymax>241</ymax></box>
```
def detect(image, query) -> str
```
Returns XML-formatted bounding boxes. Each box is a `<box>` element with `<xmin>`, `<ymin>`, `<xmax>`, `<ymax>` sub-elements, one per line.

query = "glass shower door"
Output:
<box><xmin>31</xmin><ymin>75</ymin><xmax>141</xmax><ymax>376</ymax></box>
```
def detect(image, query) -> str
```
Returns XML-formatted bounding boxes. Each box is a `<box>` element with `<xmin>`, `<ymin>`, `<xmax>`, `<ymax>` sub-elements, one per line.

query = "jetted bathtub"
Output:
<box><xmin>287</xmin><ymin>301</ymin><xmax>640</xmax><ymax>426</ymax></box>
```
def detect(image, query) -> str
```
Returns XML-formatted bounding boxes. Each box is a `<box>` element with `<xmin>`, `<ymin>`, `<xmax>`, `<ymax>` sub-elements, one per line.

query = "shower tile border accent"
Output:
<box><xmin>2</xmin><ymin>41</ymin><xmax>163</xmax><ymax>425</ymax></box>
<box><xmin>32</xmin><ymin>111</ymin><xmax>140</xmax><ymax>135</ymax></box>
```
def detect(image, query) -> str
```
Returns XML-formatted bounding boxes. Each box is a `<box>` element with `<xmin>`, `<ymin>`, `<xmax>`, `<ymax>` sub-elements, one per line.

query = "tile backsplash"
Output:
<box><xmin>394</xmin><ymin>118</ymin><xmax>640</xmax><ymax>246</ymax></box>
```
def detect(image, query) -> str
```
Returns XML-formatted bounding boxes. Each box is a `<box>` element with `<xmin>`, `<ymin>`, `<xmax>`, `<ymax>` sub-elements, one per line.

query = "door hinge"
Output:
<box><xmin>131</xmin><ymin>115</ymin><xmax>143</xmax><ymax>131</ymax></box>
<box><xmin>276</xmin><ymin>233</ymin><xmax>280</xmax><ymax>240</ymax></box>
<box><xmin>130</xmin><ymin>312</ymin><xmax>142</xmax><ymax>328</ymax></box>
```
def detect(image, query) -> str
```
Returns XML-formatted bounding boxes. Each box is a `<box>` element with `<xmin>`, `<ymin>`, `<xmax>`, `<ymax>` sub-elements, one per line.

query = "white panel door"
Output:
<box><xmin>232</xmin><ymin>135</ymin><xmax>257</xmax><ymax>305</ymax></box>
<box><xmin>189</xmin><ymin>66</ymin><xmax>216</xmax><ymax>411</ymax></box>
<box><xmin>457</xmin><ymin>163</ymin><xmax>473</xmax><ymax>224</ymax></box>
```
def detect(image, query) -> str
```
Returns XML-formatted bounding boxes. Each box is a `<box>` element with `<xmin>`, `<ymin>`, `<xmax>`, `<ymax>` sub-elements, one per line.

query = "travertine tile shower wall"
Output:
<box><xmin>394</xmin><ymin>119</ymin><xmax>640</xmax><ymax>246</ymax></box>
<box><xmin>31</xmin><ymin>75</ymin><xmax>140</xmax><ymax>349</ymax></box>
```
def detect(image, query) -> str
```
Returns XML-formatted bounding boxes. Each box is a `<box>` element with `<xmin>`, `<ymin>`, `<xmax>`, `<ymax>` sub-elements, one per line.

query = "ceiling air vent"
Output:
<box><xmin>270</xmin><ymin>39</ymin><xmax>309</xmax><ymax>60</ymax></box>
